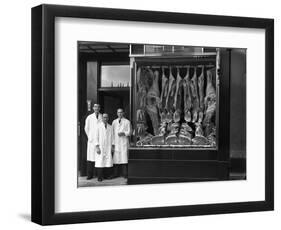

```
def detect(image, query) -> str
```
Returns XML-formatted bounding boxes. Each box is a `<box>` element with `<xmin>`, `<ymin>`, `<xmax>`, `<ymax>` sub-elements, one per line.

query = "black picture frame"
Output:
<box><xmin>31</xmin><ymin>4</ymin><xmax>274</xmax><ymax>225</ymax></box>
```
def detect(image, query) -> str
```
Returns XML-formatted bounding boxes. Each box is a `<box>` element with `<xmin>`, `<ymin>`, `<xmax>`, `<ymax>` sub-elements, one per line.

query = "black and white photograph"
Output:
<box><xmin>30</xmin><ymin>3</ymin><xmax>274</xmax><ymax>225</ymax></box>
<box><xmin>0</xmin><ymin>0</ymin><xmax>277</xmax><ymax>228</ymax></box>
<box><xmin>77</xmin><ymin>42</ymin><xmax>247</xmax><ymax>187</ymax></box>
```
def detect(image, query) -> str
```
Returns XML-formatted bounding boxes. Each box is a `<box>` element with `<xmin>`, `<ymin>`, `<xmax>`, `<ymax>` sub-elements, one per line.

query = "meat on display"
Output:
<box><xmin>173</xmin><ymin>67</ymin><xmax>184</xmax><ymax>123</ymax></box>
<box><xmin>198</xmin><ymin>66</ymin><xmax>205</xmax><ymax>123</ymax></box>
<box><xmin>135</xmin><ymin>64</ymin><xmax>217</xmax><ymax>148</ymax></box>
<box><xmin>165</xmin><ymin>68</ymin><xmax>176</xmax><ymax>123</ymax></box>
<box><xmin>146</xmin><ymin>69</ymin><xmax>160</xmax><ymax>135</ymax></box>
<box><xmin>190</xmin><ymin>67</ymin><xmax>200</xmax><ymax>123</ymax></box>
<box><xmin>183</xmin><ymin>66</ymin><xmax>192</xmax><ymax>123</ymax></box>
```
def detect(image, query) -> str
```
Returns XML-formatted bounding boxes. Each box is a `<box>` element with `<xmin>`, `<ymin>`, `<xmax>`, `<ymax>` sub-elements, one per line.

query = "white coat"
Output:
<box><xmin>112</xmin><ymin>118</ymin><xmax>131</xmax><ymax>164</ymax></box>
<box><xmin>84</xmin><ymin>113</ymin><xmax>102</xmax><ymax>162</ymax></box>
<box><xmin>94</xmin><ymin>123</ymin><xmax>114</xmax><ymax>168</ymax></box>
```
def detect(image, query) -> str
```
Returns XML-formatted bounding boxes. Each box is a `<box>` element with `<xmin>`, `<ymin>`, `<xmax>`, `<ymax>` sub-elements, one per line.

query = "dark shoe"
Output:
<box><xmin>107</xmin><ymin>175</ymin><xmax>115</xmax><ymax>180</ymax></box>
<box><xmin>86</xmin><ymin>176</ymin><xmax>93</xmax><ymax>180</ymax></box>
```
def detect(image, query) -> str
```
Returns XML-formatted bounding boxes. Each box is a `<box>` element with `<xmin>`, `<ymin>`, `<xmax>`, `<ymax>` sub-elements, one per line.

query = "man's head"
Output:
<box><xmin>117</xmin><ymin>108</ymin><xmax>124</xmax><ymax>119</ymax></box>
<box><xmin>102</xmin><ymin>113</ymin><xmax>109</xmax><ymax>124</ymax></box>
<box><xmin>93</xmin><ymin>104</ymin><xmax>100</xmax><ymax>113</ymax></box>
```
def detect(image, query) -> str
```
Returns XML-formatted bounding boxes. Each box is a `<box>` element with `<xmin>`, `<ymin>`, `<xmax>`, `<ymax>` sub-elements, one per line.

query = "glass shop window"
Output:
<box><xmin>133</xmin><ymin>64</ymin><xmax>217</xmax><ymax>149</ymax></box>
<box><xmin>98</xmin><ymin>64</ymin><xmax>130</xmax><ymax>125</ymax></box>
<box><xmin>101</xmin><ymin>65</ymin><xmax>130</xmax><ymax>87</ymax></box>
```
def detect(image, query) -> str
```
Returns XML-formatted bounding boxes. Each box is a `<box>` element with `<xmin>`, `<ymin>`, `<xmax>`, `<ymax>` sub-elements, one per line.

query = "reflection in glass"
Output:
<box><xmin>101</xmin><ymin>65</ymin><xmax>130</xmax><ymax>87</ymax></box>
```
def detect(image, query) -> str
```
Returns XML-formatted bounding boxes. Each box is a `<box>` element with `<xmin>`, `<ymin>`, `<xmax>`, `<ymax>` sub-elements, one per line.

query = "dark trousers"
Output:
<box><xmin>96</xmin><ymin>167</ymin><xmax>113</xmax><ymax>180</ymax></box>
<box><xmin>79</xmin><ymin>135</ymin><xmax>88</xmax><ymax>177</ymax></box>
<box><xmin>113</xmin><ymin>164</ymin><xmax>128</xmax><ymax>178</ymax></box>
<box><xmin>87</xmin><ymin>161</ymin><xmax>96</xmax><ymax>178</ymax></box>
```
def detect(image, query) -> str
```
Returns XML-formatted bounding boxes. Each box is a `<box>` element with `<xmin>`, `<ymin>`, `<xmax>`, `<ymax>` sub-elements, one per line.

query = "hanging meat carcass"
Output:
<box><xmin>190</xmin><ymin>67</ymin><xmax>200</xmax><ymax>123</ymax></box>
<box><xmin>135</xmin><ymin>123</ymin><xmax>147</xmax><ymax>138</ymax></box>
<box><xmin>159</xmin><ymin>67</ymin><xmax>169</xmax><ymax>122</ymax></box>
<box><xmin>160</xmin><ymin>67</ymin><xmax>168</xmax><ymax>109</ymax></box>
<box><xmin>136</xmin><ymin>67</ymin><xmax>148</xmax><ymax>109</ymax></box>
<box><xmin>203</xmin><ymin>69</ymin><xmax>216</xmax><ymax>126</ymax></box>
<box><xmin>136</xmin><ymin>109</ymin><xmax>145</xmax><ymax>123</ymax></box>
<box><xmin>173</xmin><ymin>67</ymin><xmax>184</xmax><ymax>123</ymax></box>
<box><xmin>205</xmin><ymin>122</ymin><xmax>216</xmax><ymax>146</ymax></box>
<box><xmin>165</xmin><ymin>68</ymin><xmax>176</xmax><ymax>124</ymax></box>
<box><xmin>183</xmin><ymin>66</ymin><xmax>192</xmax><ymax>122</ymax></box>
<box><xmin>146</xmin><ymin>69</ymin><xmax>161</xmax><ymax>135</ymax></box>
<box><xmin>198</xmin><ymin>66</ymin><xmax>205</xmax><ymax>123</ymax></box>
<box><xmin>148</xmin><ymin>70</ymin><xmax>160</xmax><ymax>96</ymax></box>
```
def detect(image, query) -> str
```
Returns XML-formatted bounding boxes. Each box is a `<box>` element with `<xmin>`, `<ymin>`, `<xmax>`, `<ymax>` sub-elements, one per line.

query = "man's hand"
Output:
<box><xmin>118</xmin><ymin>132</ymin><xmax>125</xmax><ymax>137</ymax></box>
<box><xmin>96</xmin><ymin>146</ymin><xmax>101</xmax><ymax>154</ymax></box>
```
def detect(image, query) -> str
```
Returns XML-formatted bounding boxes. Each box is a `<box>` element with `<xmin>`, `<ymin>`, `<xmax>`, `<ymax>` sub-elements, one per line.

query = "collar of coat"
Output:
<box><xmin>116</xmin><ymin>117</ymin><xmax>126</xmax><ymax>122</ymax></box>
<box><xmin>92</xmin><ymin>112</ymin><xmax>102</xmax><ymax>118</ymax></box>
<box><xmin>102</xmin><ymin>123</ymin><xmax>111</xmax><ymax>129</ymax></box>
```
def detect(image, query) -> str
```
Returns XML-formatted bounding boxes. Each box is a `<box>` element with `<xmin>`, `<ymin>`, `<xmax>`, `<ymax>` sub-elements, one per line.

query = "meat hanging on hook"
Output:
<box><xmin>190</xmin><ymin>66</ymin><xmax>200</xmax><ymax>123</ymax></box>
<box><xmin>146</xmin><ymin>69</ymin><xmax>160</xmax><ymax>135</ymax></box>
<box><xmin>134</xmin><ymin>61</ymin><xmax>216</xmax><ymax>147</ymax></box>
<box><xmin>203</xmin><ymin>69</ymin><xmax>216</xmax><ymax>126</ymax></box>
<box><xmin>198</xmin><ymin>65</ymin><xmax>205</xmax><ymax>123</ymax></box>
<box><xmin>136</xmin><ymin>67</ymin><xmax>147</xmax><ymax>109</ymax></box>
<box><xmin>135</xmin><ymin>67</ymin><xmax>149</xmax><ymax>139</ymax></box>
<box><xmin>183</xmin><ymin>66</ymin><xmax>192</xmax><ymax>122</ymax></box>
<box><xmin>165</xmin><ymin>66</ymin><xmax>176</xmax><ymax>124</ymax></box>
<box><xmin>159</xmin><ymin>66</ymin><xmax>169</xmax><ymax>122</ymax></box>
<box><xmin>173</xmin><ymin>67</ymin><xmax>184</xmax><ymax>123</ymax></box>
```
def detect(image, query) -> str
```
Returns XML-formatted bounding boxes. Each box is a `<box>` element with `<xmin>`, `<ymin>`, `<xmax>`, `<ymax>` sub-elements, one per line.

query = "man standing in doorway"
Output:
<box><xmin>95</xmin><ymin>113</ymin><xmax>114</xmax><ymax>182</ymax></box>
<box><xmin>112</xmin><ymin>108</ymin><xmax>131</xmax><ymax>178</ymax></box>
<box><xmin>84</xmin><ymin>103</ymin><xmax>102</xmax><ymax>180</ymax></box>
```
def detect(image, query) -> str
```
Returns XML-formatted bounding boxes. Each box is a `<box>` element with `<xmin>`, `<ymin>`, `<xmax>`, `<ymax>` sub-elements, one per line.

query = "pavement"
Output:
<box><xmin>78</xmin><ymin>172</ymin><xmax>245</xmax><ymax>187</ymax></box>
<box><xmin>78</xmin><ymin>176</ymin><xmax>128</xmax><ymax>187</ymax></box>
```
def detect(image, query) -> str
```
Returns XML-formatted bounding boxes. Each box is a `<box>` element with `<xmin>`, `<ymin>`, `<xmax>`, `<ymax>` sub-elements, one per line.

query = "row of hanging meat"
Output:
<box><xmin>135</xmin><ymin>64</ymin><xmax>217</xmax><ymax>146</ymax></box>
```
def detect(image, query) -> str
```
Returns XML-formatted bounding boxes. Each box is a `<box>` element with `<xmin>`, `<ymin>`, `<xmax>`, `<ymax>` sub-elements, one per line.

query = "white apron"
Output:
<box><xmin>94</xmin><ymin>123</ymin><xmax>114</xmax><ymax>168</ymax></box>
<box><xmin>84</xmin><ymin>113</ymin><xmax>102</xmax><ymax>162</ymax></box>
<box><xmin>112</xmin><ymin>118</ymin><xmax>131</xmax><ymax>164</ymax></box>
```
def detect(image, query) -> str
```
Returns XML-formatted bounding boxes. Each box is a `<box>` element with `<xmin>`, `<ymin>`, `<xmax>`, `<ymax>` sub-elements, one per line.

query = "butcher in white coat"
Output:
<box><xmin>112</xmin><ymin>108</ymin><xmax>131</xmax><ymax>178</ymax></box>
<box><xmin>95</xmin><ymin>113</ymin><xmax>114</xmax><ymax>181</ymax></box>
<box><xmin>84</xmin><ymin>104</ymin><xmax>102</xmax><ymax>180</ymax></box>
